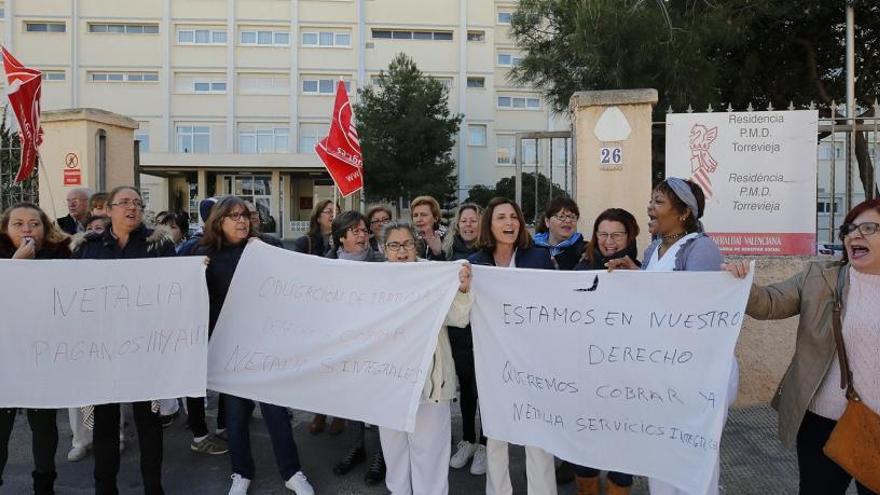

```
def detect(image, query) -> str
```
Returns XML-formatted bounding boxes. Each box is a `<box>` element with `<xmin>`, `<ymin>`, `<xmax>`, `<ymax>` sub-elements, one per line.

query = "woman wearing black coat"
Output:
<box><xmin>292</xmin><ymin>199</ymin><xmax>336</xmax><ymax>256</ymax></box>
<box><xmin>0</xmin><ymin>202</ymin><xmax>71</xmax><ymax>495</ymax></box>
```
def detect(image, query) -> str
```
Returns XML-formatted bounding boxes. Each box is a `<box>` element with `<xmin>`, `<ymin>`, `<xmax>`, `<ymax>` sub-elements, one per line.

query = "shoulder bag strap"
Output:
<box><xmin>832</xmin><ymin>264</ymin><xmax>860</xmax><ymax>401</ymax></box>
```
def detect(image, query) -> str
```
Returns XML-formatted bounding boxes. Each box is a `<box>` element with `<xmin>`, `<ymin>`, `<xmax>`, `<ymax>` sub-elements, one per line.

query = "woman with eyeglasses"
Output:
<box><xmin>326</xmin><ymin>210</ymin><xmax>386</xmax><ymax>485</ymax></box>
<box><xmin>377</xmin><ymin>221</ymin><xmax>473</xmax><ymax>495</ymax></box>
<box><xmin>366</xmin><ymin>204</ymin><xmax>393</xmax><ymax>253</ymax></box>
<box><xmin>75</xmin><ymin>186</ymin><xmax>177</xmax><ymax>495</ymax></box>
<box><xmin>569</xmin><ymin>207</ymin><xmax>641</xmax><ymax>495</ymax></box>
<box><xmin>533</xmin><ymin>197</ymin><xmax>586</xmax><ymax>270</ymax></box>
<box><xmin>468</xmin><ymin>197</ymin><xmax>557</xmax><ymax>495</ymax></box>
<box><xmin>191</xmin><ymin>196</ymin><xmax>312</xmax><ymax>495</ymax></box>
<box><xmin>723</xmin><ymin>198</ymin><xmax>880</xmax><ymax>495</ymax></box>
<box><xmin>0</xmin><ymin>202</ymin><xmax>71</xmax><ymax>494</ymax></box>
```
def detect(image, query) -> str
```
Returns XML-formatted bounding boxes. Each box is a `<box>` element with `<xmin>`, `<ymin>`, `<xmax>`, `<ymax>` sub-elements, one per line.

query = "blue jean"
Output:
<box><xmin>226</xmin><ymin>395</ymin><xmax>301</xmax><ymax>481</ymax></box>
<box><xmin>573</xmin><ymin>465</ymin><xmax>633</xmax><ymax>487</ymax></box>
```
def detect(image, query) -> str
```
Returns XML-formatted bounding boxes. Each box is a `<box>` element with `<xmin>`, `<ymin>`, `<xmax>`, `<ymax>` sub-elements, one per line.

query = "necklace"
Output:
<box><xmin>661</xmin><ymin>232</ymin><xmax>686</xmax><ymax>246</ymax></box>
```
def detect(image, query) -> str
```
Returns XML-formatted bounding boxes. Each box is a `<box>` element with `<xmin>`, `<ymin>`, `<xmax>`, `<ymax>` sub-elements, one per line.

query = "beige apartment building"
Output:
<box><xmin>2</xmin><ymin>0</ymin><xmax>568</xmax><ymax>238</ymax></box>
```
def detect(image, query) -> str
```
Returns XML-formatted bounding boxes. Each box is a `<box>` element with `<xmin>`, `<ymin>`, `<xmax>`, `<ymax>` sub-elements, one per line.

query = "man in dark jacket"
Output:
<box><xmin>57</xmin><ymin>188</ymin><xmax>92</xmax><ymax>235</ymax></box>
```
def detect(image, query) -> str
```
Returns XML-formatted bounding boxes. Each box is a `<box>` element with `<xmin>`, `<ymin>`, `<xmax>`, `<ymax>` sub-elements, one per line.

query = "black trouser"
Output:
<box><xmin>449</xmin><ymin>325</ymin><xmax>486</xmax><ymax>445</ymax></box>
<box><xmin>0</xmin><ymin>408</ymin><xmax>58</xmax><ymax>494</ymax></box>
<box><xmin>797</xmin><ymin>410</ymin><xmax>877</xmax><ymax>495</ymax></box>
<box><xmin>93</xmin><ymin>402</ymin><xmax>164</xmax><ymax>495</ymax></box>
<box><xmin>572</xmin><ymin>465</ymin><xmax>633</xmax><ymax>487</ymax></box>
<box><xmin>185</xmin><ymin>393</ymin><xmax>227</xmax><ymax>438</ymax></box>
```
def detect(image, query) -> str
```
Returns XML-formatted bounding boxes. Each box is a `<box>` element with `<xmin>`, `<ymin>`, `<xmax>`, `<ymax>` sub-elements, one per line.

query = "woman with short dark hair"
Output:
<box><xmin>193</xmin><ymin>196</ymin><xmax>313</xmax><ymax>495</ymax></box>
<box><xmin>468</xmin><ymin>197</ymin><xmax>557</xmax><ymax>495</ymax></box>
<box><xmin>0</xmin><ymin>202</ymin><xmax>70</xmax><ymax>495</ymax></box>
<box><xmin>366</xmin><ymin>204</ymin><xmax>393</xmax><ymax>252</ymax></box>
<box><xmin>533</xmin><ymin>197</ymin><xmax>586</xmax><ymax>270</ymax></box>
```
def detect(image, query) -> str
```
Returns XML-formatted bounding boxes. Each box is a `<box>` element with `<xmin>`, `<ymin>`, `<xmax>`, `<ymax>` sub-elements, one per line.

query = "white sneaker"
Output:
<box><xmin>228</xmin><ymin>474</ymin><xmax>251</xmax><ymax>495</ymax></box>
<box><xmin>470</xmin><ymin>444</ymin><xmax>487</xmax><ymax>475</ymax></box>
<box><xmin>67</xmin><ymin>445</ymin><xmax>91</xmax><ymax>462</ymax></box>
<box><xmin>450</xmin><ymin>440</ymin><xmax>476</xmax><ymax>468</ymax></box>
<box><xmin>284</xmin><ymin>471</ymin><xmax>315</xmax><ymax>495</ymax></box>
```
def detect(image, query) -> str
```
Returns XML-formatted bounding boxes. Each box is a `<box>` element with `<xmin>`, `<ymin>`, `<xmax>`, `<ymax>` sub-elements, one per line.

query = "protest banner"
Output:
<box><xmin>666</xmin><ymin>110</ymin><xmax>818</xmax><ymax>255</ymax></box>
<box><xmin>207</xmin><ymin>241</ymin><xmax>462</xmax><ymax>432</ymax></box>
<box><xmin>0</xmin><ymin>257</ymin><xmax>209</xmax><ymax>408</ymax></box>
<box><xmin>470</xmin><ymin>265</ymin><xmax>754</xmax><ymax>494</ymax></box>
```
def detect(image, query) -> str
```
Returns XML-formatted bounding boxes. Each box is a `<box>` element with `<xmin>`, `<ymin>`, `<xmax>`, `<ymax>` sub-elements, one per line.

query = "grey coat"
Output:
<box><xmin>642</xmin><ymin>233</ymin><xmax>724</xmax><ymax>271</ymax></box>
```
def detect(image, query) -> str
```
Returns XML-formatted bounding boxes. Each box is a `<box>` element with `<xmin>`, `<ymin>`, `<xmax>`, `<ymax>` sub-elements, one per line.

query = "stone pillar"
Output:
<box><xmin>39</xmin><ymin>108</ymin><xmax>138</xmax><ymax>219</ymax></box>
<box><xmin>570</xmin><ymin>89</ymin><xmax>658</xmax><ymax>252</ymax></box>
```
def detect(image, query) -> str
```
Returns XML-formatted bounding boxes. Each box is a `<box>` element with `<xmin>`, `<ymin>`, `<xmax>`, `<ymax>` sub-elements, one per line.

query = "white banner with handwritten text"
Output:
<box><xmin>471</xmin><ymin>265</ymin><xmax>753</xmax><ymax>494</ymax></box>
<box><xmin>207</xmin><ymin>241</ymin><xmax>462</xmax><ymax>433</ymax></box>
<box><xmin>0</xmin><ymin>257</ymin><xmax>209</xmax><ymax>408</ymax></box>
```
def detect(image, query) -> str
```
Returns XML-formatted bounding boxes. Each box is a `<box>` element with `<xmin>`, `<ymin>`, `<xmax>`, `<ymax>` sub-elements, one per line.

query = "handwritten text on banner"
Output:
<box><xmin>0</xmin><ymin>257</ymin><xmax>210</xmax><ymax>408</ymax></box>
<box><xmin>207</xmin><ymin>241</ymin><xmax>462</xmax><ymax>433</ymax></box>
<box><xmin>470</xmin><ymin>265</ymin><xmax>753</xmax><ymax>495</ymax></box>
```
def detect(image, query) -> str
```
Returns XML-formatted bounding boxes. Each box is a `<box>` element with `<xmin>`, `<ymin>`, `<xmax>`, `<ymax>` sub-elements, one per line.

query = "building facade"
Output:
<box><xmin>2</xmin><ymin>0</ymin><xmax>568</xmax><ymax>237</ymax></box>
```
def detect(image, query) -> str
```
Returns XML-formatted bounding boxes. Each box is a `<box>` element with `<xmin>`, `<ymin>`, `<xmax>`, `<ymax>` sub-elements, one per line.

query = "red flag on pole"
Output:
<box><xmin>2</xmin><ymin>46</ymin><xmax>43</xmax><ymax>183</ymax></box>
<box><xmin>315</xmin><ymin>80</ymin><xmax>363</xmax><ymax>197</ymax></box>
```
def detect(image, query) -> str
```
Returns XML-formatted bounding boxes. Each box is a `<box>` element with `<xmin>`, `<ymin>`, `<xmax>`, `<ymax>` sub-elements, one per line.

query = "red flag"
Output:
<box><xmin>315</xmin><ymin>80</ymin><xmax>363</xmax><ymax>197</ymax></box>
<box><xmin>2</xmin><ymin>46</ymin><xmax>43</xmax><ymax>183</ymax></box>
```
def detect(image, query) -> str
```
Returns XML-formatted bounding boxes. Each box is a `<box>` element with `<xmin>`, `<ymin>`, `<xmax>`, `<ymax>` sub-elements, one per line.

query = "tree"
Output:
<box><xmin>466</xmin><ymin>172</ymin><xmax>566</xmax><ymax>223</ymax></box>
<box><xmin>355</xmin><ymin>53</ymin><xmax>463</xmax><ymax>206</ymax></box>
<box><xmin>509</xmin><ymin>0</ymin><xmax>880</xmax><ymax>195</ymax></box>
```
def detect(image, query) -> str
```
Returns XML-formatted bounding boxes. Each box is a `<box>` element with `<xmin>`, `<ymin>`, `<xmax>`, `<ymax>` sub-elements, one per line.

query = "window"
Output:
<box><xmin>135</xmin><ymin>132</ymin><xmax>150</xmax><ymax>153</ymax></box>
<box><xmin>0</xmin><ymin>8</ymin><xmax>5</xmax><ymax>19</ymax></box>
<box><xmin>432</xmin><ymin>77</ymin><xmax>453</xmax><ymax>90</ymax></box>
<box><xmin>496</xmin><ymin>135</ymin><xmax>514</xmax><ymax>165</ymax></box>
<box><xmin>90</xmin><ymin>71</ymin><xmax>159</xmax><ymax>82</ymax></box>
<box><xmin>497</xmin><ymin>11</ymin><xmax>513</xmax><ymax>24</ymax></box>
<box><xmin>89</xmin><ymin>23</ymin><xmax>159</xmax><ymax>34</ymax></box>
<box><xmin>239</xmin><ymin>127</ymin><xmax>289</xmax><ymax>154</ymax></box>
<box><xmin>497</xmin><ymin>52</ymin><xmax>524</xmax><ymax>67</ymax></box>
<box><xmin>467</xmin><ymin>30</ymin><xmax>485</xmax><ymax>42</ymax></box>
<box><xmin>468</xmin><ymin>125</ymin><xmax>487</xmax><ymax>147</ymax></box>
<box><xmin>177</xmin><ymin>125</ymin><xmax>210</xmax><ymax>153</ymax></box>
<box><xmin>240</xmin><ymin>30</ymin><xmax>291</xmax><ymax>46</ymax></box>
<box><xmin>41</xmin><ymin>71</ymin><xmax>66</xmax><ymax>82</ymax></box>
<box><xmin>193</xmin><ymin>81</ymin><xmax>226</xmax><ymax>93</ymax></box>
<box><xmin>299</xmin><ymin>123</ymin><xmax>329</xmax><ymax>153</ymax></box>
<box><xmin>25</xmin><ymin>22</ymin><xmax>66</xmax><ymax>32</ymax></box>
<box><xmin>497</xmin><ymin>95</ymin><xmax>541</xmax><ymax>110</ymax></box>
<box><xmin>239</xmin><ymin>73</ymin><xmax>290</xmax><ymax>95</ymax></box>
<box><xmin>177</xmin><ymin>29</ymin><xmax>227</xmax><ymax>45</ymax></box>
<box><xmin>301</xmin><ymin>30</ymin><xmax>350</xmax><ymax>47</ymax></box>
<box><xmin>301</xmin><ymin>78</ymin><xmax>351</xmax><ymax>95</ymax></box>
<box><xmin>371</xmin><ymin>29</ymin><xmax>453</xmax><ymax>41</ymax></box>
<box><xmin>466</xmin><ymin>77</ymin><xmax>485</xmax><ymax>88</ymax></box>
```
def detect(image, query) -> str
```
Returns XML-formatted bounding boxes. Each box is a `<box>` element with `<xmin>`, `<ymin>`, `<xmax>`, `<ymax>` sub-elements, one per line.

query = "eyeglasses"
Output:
<box><xmin>109</xmin><ymin>199</ymin><xmax>144</xmax><ymax>209</ymax></box>
<box><xmin>385</xmin><ymin>240</ymin><xmax>416</xmax><ymax>252</ymax></box>
<box><xmin>840</xmin><ymin>222</ymin><xmax>880</xmax><ymax>238</ymax></box>
<box><xmin>347</xmin><ymin>227</ymin><xmax>369</xmax><ymax>236</ymax></box>
<box><xmin>552</xmin><ymin>214</ymin><xmax>579</xmax><ymax>223</ymax></box>
<box><xmin>597</xmin><ymin>232</ymin><xmax>627</xmax><ymax>241</ymax></box>
<box><xmin>225</xmin><ymin>212</ymin><xmax>251</xmax><ymax>222</ymax></box>
<box><xmin>370</xmin><ymin>217</ymin><xmax>391</xmax><ymax>226</ymax></box>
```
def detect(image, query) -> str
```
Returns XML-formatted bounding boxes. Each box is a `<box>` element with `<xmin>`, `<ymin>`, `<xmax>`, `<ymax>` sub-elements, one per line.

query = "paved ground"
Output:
<box><xmin>0</xmin><ymin>401</ymin><xmax>858</xmax><ymax>494</ymax></box>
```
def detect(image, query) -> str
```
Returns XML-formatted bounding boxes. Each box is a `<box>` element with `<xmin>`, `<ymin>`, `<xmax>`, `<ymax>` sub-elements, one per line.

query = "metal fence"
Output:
<box><xmin>0</xmin><ymin>143</ymin><xmax>39</xmax><ymax>211</ymax></box>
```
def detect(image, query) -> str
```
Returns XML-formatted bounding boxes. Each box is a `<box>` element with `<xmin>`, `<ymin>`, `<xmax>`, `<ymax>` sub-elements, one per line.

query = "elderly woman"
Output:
<box><xmin>75</xmin><ymin>186</ymin><xmax>177</xmax><ymax>495</ymax></box>
<box><xmin>191</xmin><ymin>196</ymin><xmax>312</xmax><ymax>495</ymax></box>
<box><xmin>533</xmin><ymin>197</ymin><xmax>586</xmax><ymax>270</ymax></box>
<box><xmin>366</xmin><ymin>204</ymin><xmax>393</xmax><ymax>253</ymax></box>
<box><xmin>327</xmin><ymin>210</ymin><xmax>386</xmax><ymax>485</ymax></box>
<box><xmin>0</xmin><ymin>202</ymin><xmax>71</xmax><ymax>494</ymax></box>
<box><xmin>608</xmin><ymin>178</ymin><xmax>730</xmax><ymax>495</ymax></box>
<box><xmin>724</xmin><ymin>198</ymin><xmax>880</xmax><ymax>495</ymax></box>
<box><xmin>468</xmin><ymin>197</ymin><xmax>557</xmax><ymax>495</ymax></box>
<box><xmin>441</xmin><ymin>204</ymin><xmax>488</xmax><ymax>475</ymax></box>
<box><xmin>377</xmin><ymin>221</ymin><xmax>473</xmax><ymax>495</ymax></box>
<box><xmin>410</xmin><ymin>195</ymin><xmax>446</xmax><ymax>260</ymax></box>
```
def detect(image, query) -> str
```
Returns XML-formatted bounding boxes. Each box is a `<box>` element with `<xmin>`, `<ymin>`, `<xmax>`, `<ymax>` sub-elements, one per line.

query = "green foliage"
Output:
<box><xmin>0</xmin><ymin>111</ymin><xmax>38</xmax><ymax>211</ymax></box>
<box><xmin>509</xmin><ymin>0</ymin><xmax>880</xmax><ymax>113</ymax></box>
<box><xmin>354</xmin><ymin>53</ymin><xmax>463</xmax><ymax>204</ymax></box>
<box><xmin>466</xmin><ymin>172</ymin><xmax>566</xmax><ymax>222</ymax></box>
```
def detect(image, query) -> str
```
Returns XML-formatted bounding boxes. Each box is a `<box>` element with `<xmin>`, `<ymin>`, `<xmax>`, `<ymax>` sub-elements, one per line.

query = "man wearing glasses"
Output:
<box><xmin>57</xmin><ymin>188</ymin><xmax>93</xmax><ymax>235</ymax></box>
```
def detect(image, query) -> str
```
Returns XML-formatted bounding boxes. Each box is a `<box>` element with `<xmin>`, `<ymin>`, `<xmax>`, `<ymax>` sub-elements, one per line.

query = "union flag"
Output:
<box><xmin>2</xmin><ymin>46</ymin><xmax>43</xmax><ymax>183</ymax></box>
<box><xmin>315</xmin><ymin>80</ymin><xmax>363</xmax><ymax>197</ymax></box>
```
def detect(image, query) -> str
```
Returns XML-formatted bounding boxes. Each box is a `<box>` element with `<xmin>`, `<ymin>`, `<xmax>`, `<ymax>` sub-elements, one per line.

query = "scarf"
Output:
<box><xmin>533</xmin><ymin>231</ymin><xmax>583</xmax><ymax>257</ymax></box>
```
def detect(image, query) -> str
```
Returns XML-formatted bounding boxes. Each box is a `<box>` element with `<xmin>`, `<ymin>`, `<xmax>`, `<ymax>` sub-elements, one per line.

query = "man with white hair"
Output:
<box><xmin>56</xmin><ymin>188</ymin><xmax>92</xmax><ymax>235</ymax></box>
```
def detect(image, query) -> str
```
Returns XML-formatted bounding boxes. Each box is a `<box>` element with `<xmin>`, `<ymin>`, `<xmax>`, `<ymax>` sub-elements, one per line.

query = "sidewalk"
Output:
<box><xmin>0</xmin><ymin>403</ymin><xmax>854</xmax><ymax>494</ymax></box>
